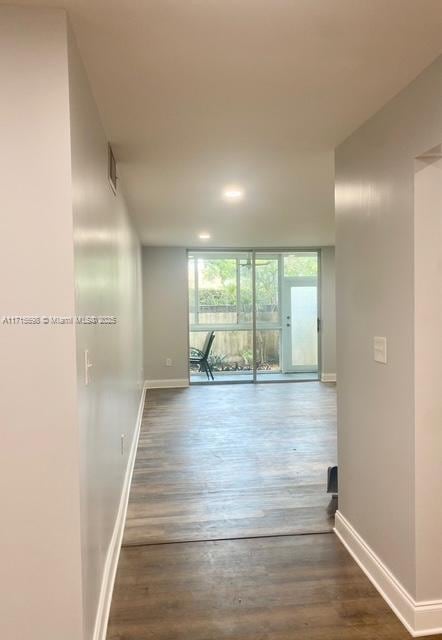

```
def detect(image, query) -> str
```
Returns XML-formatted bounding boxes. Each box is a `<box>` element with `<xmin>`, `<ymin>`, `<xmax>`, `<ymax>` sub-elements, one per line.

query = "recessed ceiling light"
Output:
<box><xmin>198</xmin><ymin>232</ymin><xmax>211</xmax><ymax>240</ymax></box>
<box><xmin>222</xmin><ymin>186</ymin><xmax>244</xmax><ymax>202</ymax></box>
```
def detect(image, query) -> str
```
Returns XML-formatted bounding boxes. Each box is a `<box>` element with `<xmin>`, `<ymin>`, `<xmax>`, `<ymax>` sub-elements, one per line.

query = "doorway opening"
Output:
<box><xmin>188</xmin><ymin>250</ymin><xmax>320</xmax><ymax>384</ymax></box>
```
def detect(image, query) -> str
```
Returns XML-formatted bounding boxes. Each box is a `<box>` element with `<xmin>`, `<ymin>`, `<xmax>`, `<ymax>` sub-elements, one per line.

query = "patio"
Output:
<box><xmin>190</xmin><ymin>370</ymin><xmax>319</xmax><ymax>383</ymax></box>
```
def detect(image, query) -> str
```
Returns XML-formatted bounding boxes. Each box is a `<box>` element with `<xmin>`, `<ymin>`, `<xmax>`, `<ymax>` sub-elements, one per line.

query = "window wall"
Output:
<box><xmin>188</xmin><ymin>250</ymin><xmax>319</xmax><ymax>383</ymax></box>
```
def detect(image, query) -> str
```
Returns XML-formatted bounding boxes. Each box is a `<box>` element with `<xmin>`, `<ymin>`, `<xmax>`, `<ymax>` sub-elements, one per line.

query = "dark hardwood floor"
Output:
<box><xmin>108</xmin><ymin>533</ymin><xmax>413</xmax><ymax>640</ymax></box>
<box><xmin>107</xmin><ymin>382</ymin><xmax>417</xmax><ymax>639</ymax></box>
<box><xmin>123</xmin><ymin>383</ymin><xmax>337</xmax><ymax>546</ymax></box>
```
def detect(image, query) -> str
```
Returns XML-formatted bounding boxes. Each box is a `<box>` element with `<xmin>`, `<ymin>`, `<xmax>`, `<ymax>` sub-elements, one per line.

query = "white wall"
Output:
<box><xmin>67</xmin><ymin>25</ymin><xmax>144</xmax><ymax>639</ymax></box>
<box><xmin>0</xmin><ymin>8</ymin><xmax>83</xmax><ymax>639</ymax></box>
<box><xmin>0</xmin><ymin>7</ymin><xmax>143</xmax><ymax>639</ymax></box>
<box><xmin>335</xmin><ymin>55</ymin><xmax>442</xmax><ymax>604</ymax></box>
<box><xmin>414</xmin><ymin>152</ymin><xmax>442</xmax><ymax>601</ymax></box>
<box><xmin>321</xmin><ymin>246</ymin><xmax>336</xmax><ymax>379</ymax></box>
<box><xmin>142</xmin><ymin>247</ymin><xmax>189</xmax><ymax>384</ymax></box>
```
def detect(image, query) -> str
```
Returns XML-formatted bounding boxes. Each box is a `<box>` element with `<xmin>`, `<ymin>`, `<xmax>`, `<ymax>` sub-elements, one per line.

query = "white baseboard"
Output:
<box><xmin>335</xmin><ymin>511</ymin><xmax>442</xmax><ymax>637</ymax></box>
<box><xmin>145</xmin><ymin>378</ymin><xmax>189</xmax><ymax>389</ymax></box>
<box><xmin>321</xmin><ymin>372</ymin><xmax>336</xmax><ymax>382</ymax></box>
<box><xmin>93</xmin><ymin>385</ymin><xmax>146</xmax><ymax>640</ymax></box>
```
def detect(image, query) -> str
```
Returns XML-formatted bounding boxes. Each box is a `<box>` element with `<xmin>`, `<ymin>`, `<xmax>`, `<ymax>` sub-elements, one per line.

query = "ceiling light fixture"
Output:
<box><xmin>198</xmin><ymin>232</ymin><xmax>211</xmax><ymax>240</ymax></box>
<box><xmin>222</xmin><ymin>186</ymin><xmax>244</xmax><ymax>202</ymax></box>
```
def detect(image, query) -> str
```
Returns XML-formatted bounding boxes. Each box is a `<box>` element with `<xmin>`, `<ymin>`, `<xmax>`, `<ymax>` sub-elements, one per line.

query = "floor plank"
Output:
<box><xmin>107</xmin><ymin>533</ymin><xmax>414</xmax><ymax>640</ymax></box>
<box><xmin>123</xmin><ymin>382</ymin><xmax>337</xmax><ymax>546</ymax></box>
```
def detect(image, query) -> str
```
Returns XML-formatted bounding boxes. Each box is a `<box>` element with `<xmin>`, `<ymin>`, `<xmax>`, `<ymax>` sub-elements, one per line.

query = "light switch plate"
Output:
<box><xmin>374</xmin><ymin>336</ymin><xmax>387</xmax><ymax>364</ymax></box>
<box><xmin>84</xmin><ymin>348</ymin><xmax>93</xmax><ymax>384</ymax></box>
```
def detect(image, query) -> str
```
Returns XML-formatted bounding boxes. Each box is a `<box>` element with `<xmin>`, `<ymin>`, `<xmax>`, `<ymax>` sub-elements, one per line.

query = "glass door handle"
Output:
<box><xmin>286</xmin><ymin>323</ymin><xmax>291</xmax><ymax>327</ymax></box>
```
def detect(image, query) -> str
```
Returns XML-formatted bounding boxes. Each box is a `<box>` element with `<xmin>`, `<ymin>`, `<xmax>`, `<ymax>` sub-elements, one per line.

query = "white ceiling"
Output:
<box><xmin>6</xmin><ymin>0</ymin><xmax>442</xmax><ymax>246</ymax></box>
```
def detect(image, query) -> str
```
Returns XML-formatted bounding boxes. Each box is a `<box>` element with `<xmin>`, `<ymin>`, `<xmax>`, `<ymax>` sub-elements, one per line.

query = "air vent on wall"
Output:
<box><xmin>108</xmin><ymin>144</ymin><xmax>117</xmax><ymax>194</ymax></box>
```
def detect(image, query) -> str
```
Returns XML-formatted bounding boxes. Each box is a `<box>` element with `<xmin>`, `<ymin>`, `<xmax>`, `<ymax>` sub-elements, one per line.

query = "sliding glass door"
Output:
<box><xmin>188</xmin><ymin>251</ymin><xmax>253</xmax><ymax>382</ymax></box>
<box><xmin>188</xmin><ymin>250</ymin><xmax>319</xmax><ymax>384</ymax></box>
<box><xmin>255</xmin><ymin>254</ymin><xmax>282</xmax><ymax>381</ymax></box>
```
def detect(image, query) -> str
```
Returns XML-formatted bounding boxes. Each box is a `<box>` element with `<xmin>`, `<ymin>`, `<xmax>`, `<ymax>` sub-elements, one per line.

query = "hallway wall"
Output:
<box><xmin>0</xmin><ymin>7</ymin><xmax>144</xmax><ymax>639</ymax></box>
<box><xmin>68</xmin><ymin>25</ymin><xmax>144</xmax><ymax>639</ymax></box>
<box><xmin>0</xmin><ymin>7</ymin><xmax>83</xmax><ymax>640</ymax></box>
<box><xmin>414</xmin><ymin>152</ymin><xmax>442</xmax><ymax>601</ymax></box>
<box><xmin>336</xmin><ymin>55</ymin><xmax>442</xmax><ymax>605</ymax></box>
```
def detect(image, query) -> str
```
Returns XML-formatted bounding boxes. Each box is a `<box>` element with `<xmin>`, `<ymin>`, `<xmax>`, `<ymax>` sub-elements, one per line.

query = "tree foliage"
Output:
<box><xmin>194</xmin><ymin>255</ymin><xmax>317</xmax><ymax>310</ymax></box>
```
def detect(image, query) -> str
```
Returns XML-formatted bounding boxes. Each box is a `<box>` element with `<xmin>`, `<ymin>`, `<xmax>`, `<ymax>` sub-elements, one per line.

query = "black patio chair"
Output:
<box><xmin>189</xmin><ymin>331</ymin><xmax>216</xmax><ymax>381</ymax></box>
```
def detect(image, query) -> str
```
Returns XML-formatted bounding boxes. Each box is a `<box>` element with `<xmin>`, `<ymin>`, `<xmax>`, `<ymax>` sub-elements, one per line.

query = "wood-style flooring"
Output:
<box><xmin>107</xmin><ymin>383</ymin><xmax>416</xmax><ymax>639</ymax></box>
<box><xmin>108</xmin><ymin>534</ymin><xmax>416</xmax><ymax>640</ymax></box>
<box><xmin>123</xmin><ymin>383</ymin><xmax>337</xmax><ymax>546</ymax></box>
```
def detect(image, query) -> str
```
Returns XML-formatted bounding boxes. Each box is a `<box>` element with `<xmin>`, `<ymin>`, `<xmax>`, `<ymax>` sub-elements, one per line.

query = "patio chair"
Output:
<box><xmin>189</xmin><ymin>331</ymin><xmax>216</xmax><ymax>381</ymax></box>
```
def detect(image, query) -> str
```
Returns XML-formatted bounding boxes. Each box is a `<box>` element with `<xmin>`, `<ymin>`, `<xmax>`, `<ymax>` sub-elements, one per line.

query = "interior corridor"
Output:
<box><xmin>107</xmin><ymin>383</ymin><xmax>413</xmax><ymax>639</ymax></box>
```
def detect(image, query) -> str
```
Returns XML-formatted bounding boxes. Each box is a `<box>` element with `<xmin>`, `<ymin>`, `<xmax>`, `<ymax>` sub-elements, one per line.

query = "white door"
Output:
<box><xmin>282</xmin><ymin>277</ymin><xmax>319</xmax><ymax>373</ymax></box>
